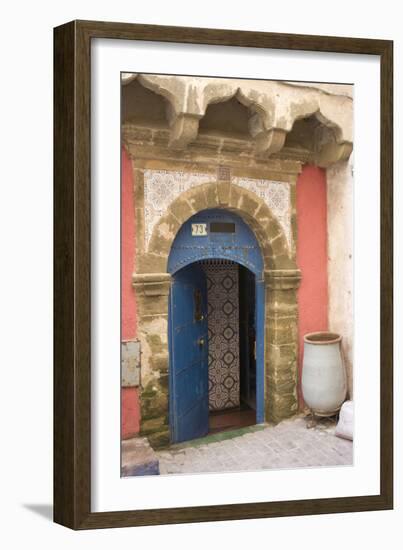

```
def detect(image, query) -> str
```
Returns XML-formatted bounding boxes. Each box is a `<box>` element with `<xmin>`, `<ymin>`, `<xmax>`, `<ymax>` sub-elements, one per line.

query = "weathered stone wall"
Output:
<box><xmin>265</xmin><ymin>278</ymin><xmax>300</xmax><ymax>423</ymax></box>
<box><xmin>121</xmin><ymin>75</ymin><xmax>354</xmax><ymax>447</ymax></box>
<box><xmin>133</xmin><ymin>273</ymin><xmax>171</xmax><ymax>447</ymax></box>
<box><xmin>327</xmin><ymin>157</ymin><xmax>354</xmax><ymax>398</ymax></box>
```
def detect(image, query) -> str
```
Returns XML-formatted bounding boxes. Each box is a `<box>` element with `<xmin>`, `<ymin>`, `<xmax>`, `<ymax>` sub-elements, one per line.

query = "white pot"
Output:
<box><xmin>302</xmin><ymin>332</ymin><xmax>347</xmax><ymax>416</ymax></box>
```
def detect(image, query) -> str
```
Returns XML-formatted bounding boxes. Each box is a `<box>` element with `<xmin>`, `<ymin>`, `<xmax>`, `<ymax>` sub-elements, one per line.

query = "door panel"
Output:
<box><xmin>170</xmin><ymin>263</ymin><xmax>209</xmax><ymax>443</ymax></box>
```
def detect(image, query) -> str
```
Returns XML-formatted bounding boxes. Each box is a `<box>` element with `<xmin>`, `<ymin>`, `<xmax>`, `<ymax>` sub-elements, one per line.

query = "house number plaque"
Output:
<box><xmin>191</xmin><ymin>223</ymin><xmax>207</xmax><ymax>236</ymax></box>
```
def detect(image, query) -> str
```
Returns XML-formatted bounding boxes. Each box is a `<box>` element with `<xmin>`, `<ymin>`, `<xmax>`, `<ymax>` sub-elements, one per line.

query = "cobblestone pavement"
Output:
<box><xmin>157</xmin><ymin>415</ymin><xmax>353</xmax><ymax>475</ymax></box>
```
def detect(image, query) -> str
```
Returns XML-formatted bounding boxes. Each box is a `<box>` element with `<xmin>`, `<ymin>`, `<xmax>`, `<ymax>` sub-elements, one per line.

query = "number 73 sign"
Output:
<box><xmin>191</xmin><ymin>223</ymin><xmax>207</xmax><ymax>236</ymax></box>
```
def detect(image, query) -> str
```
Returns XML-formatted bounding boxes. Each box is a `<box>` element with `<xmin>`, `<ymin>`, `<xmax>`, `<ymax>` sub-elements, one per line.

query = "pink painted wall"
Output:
<box><xmin>122</xmin><ymin>387</ymin><xmax>140</xmax><ymax>438</ymax></box>
<box><xmin>296</xmin><ymin>165</ymin><xmax>329</xmax><ymax>407</ymax></box>
<box><xmin>121</xmin><ymin>146</ymin><xmax>140</xmax><ymax>439</ymax></box>
<box><xmin>122</xmin><ymin>147</ymin><xmax>137</xmax><ymax>341</ymax></box>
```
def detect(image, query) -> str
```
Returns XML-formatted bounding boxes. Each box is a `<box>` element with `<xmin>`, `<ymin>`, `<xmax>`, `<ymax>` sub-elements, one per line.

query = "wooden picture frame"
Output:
<box><xmin>54</xmin><ymin>20</ymin><xmax>393</xmax><ymax>529</ymax></box>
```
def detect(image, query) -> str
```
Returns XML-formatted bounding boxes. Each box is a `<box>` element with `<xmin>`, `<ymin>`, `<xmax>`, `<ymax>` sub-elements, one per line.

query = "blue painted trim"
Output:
<box><xmin>168</xmin><ymin>289</ymin><xmax>175</xmax><ymax>442</ymax></box>
<box><xmin>168</xmin><ymin>209</ymin><xmax>263</xmax><ymax>277</ymax></box>
<box><xmin>255</xmin><ymin>279</ymin><xmax>265</xmax><ymax>423</ymax></box>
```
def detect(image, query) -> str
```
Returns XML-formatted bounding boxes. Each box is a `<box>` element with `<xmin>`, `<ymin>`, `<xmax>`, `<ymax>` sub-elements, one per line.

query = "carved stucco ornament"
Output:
<box><xmin>139</xmin><ymin>75</ymin><xmax>205</xmax><ymax>150</ymax></box>
<box><xmin>314</xmin><ymin>141</ymin><xmax>354</xmax><ymax>168</ymax></box>
<box><xmin>122</xmin><ymin>74</ymin><xmax>353</xmax><ymax>164</ymax></box>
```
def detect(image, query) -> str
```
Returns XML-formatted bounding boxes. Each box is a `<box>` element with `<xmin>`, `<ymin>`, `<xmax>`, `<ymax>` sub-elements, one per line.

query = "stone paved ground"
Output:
<box><xmin>157</xmin><ymin>415</ymin><xmax>353</xmax><ymax>475</ymax></box>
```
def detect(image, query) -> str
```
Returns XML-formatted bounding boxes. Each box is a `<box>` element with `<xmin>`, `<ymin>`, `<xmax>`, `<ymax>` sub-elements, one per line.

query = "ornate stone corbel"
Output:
<box><xmin>137</xmin><ymin>75</ymin><xmax>203</xmax><ymax>149</ymax></box>
<box><xmin>132</xmin><ymin>273</ymin><xmax>171</xmax><ymax>296</ymax></box>
<box><xmin>132</xmin><ymin>273</ymin><xmax>172</xmax><ymax>323</ymax></box>
<box><xmin>248</xmin><ymin>111</ymin><xmax>287</xmax><ymax>156</ymax></box>
<box><xmin>264</xmin><ymin>269</ymin><xmax>301</xmax><ymax>289</ymax></box>
<box><xmin>313</xmin><ymin>141</ymin><xmax>353</xmax><ymax>168</ymax></box>
<box><xmin>254</xmin><ymin>128</ymin><xmax>288</xmax><ymax>156</ymax></box>
<box><xmin>168</xmin><ymin>113</ymin><xmax>200</xmax><ymax>150</ymax></box>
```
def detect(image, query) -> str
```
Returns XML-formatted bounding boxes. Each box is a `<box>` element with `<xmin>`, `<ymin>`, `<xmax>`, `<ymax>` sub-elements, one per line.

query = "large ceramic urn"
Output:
<box><xmin>302</xmin><ymin>332</ymin><xmax>347</xmax><ymax>417</ymax></box>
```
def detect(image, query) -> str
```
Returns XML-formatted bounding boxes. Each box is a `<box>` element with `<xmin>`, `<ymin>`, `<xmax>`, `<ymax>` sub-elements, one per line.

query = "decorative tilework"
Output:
<box><xmin>143</xmin><ymin>169</ymin><xmax>212</xmax><ymax>247</ymax></box>
<box><xmin>203</xmin><ymin>261</ymin><xmax>240</xmax><ymax>411</ymax></box>
<box><xmin>232</xmin><ymin>177</ymin><xmax>292</xmax><ymax>248</ymax></box>
<box><xmin>143</xmin><ymin>169</ymin><xmax>292</xmax><ymax>249</ymax></box>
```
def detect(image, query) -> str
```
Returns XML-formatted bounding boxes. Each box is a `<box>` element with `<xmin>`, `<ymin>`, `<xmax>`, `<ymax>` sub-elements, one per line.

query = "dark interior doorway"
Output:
<box><xmin>199</xmin><ymin>260</ymin><xmax>257</xmax><ymax>435</ymax></box>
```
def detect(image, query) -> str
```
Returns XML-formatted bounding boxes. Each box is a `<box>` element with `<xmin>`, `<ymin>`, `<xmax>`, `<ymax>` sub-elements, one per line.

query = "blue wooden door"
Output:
<box><xmin>169</xmin><ymin>263</ymin><xmax>209</xmax><ymax>443</ymax></box>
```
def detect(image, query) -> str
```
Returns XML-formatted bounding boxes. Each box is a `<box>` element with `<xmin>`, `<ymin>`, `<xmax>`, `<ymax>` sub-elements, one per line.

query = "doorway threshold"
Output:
<box><xmin>169</xmin><ymin>423</ymin><xmax>267</xmax><ymax>451</ymax></box>
<box><xmin>209</xmin><ymin>405</ymin><xmax>256</xmax><ymax>434</ymax></box>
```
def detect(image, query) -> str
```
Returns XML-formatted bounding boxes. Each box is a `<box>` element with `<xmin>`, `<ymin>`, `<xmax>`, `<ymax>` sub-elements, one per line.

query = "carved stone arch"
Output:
<box><xmin>122</xmin><ymin>76</ymin><xmax>174</xmax><ymax>129</ymax></box>
<box><xmin>147</xmin><ymin>181</ymin><xmax>296</xmax><ymax>272</ymax></box>
<box><xmin>134</xmin><ymin>75</ymin><xmax>200</xmax><ymax>149</ymax></box>
<box><xmin>198</xmin><ymin>89</ymin><xmax>253</xmax><ymax>138</ymax></box>
<box><xmin>198</xmin><ymin>81</ymin><xmax>266</xmax><ymax>123</ymax></box>
<box><xmin>234</xmin><ymin>88</ymin><xmax>284</xmax><ymax>155</ymax></box>
<box><xmin>285</xmin><ymin>109</ymin><xmax>353</xmax><ymax>167</ymax></box>
<box><xmin>314</xmin><ymin>110</ymin><xmax>343</xmax><ymax>138</ymax></box>
<box><xmin>196</xmin><ymin>84</ymin><xmax>278</xmax><ymax>155</ymax></box>
<box><xmin>122</xmin><ymin>74</ymin><xmax>353</xmax><ymax>163</ymax></box>
<box><xmin>134</xmin><ymin>180</ymin><xmax>301</xmax><ymax>447</ymax></box>
<box><xmin>288</xmin><ymin>108</ymin><xmax>344</xmax><ymax>146</ymax></box>
<box><xmin>136</xmin><ymin>75</ymin><xmax>180</xmax><ymax>116</ymax></box>
<box><xmin>200</xmin><ymin>81</ymin><xmax>239</xmax><ymax>111</ymax></box>
<box><xmin>310</xmin><ymin>110</ymin><xmax>353</xmax><ymax>166</ymax></box>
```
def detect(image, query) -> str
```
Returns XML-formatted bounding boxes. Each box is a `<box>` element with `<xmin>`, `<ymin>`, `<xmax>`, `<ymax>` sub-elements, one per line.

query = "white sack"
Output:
<box><xmin>335</xmin><ymin>400</ymin><xmax>354</xmax><ymax>440</ymax></box>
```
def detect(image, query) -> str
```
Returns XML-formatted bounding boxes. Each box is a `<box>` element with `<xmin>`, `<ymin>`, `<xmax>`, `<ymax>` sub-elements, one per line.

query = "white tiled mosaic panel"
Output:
<box><xmin>143</xmin><ymin>169</ymin><xmax>212</xmax><ymax>247</ymax></box>
<box><xmin>143</xmin><ymin>169</ymin><xmax>291</xmax><ymax>249</ymax></box>
<box><xmin>232</xmin><ymin>177</ymin><xmax>291</xmax><ymax>248</ymax></box>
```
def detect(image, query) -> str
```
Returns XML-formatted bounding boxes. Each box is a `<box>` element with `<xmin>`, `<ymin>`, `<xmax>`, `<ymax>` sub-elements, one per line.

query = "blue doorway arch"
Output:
<box><xmin>168</xmin><ymin>209</ymin><xmax>265</xmax><ymax>443</ymax></box>
<box><xmin>168</xmin><ymin>209</ymin><xmax>264</xmax><ymax>276</ymax></box>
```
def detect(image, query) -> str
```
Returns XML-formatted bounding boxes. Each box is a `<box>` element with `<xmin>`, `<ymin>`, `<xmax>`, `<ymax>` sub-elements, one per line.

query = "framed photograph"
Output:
<box><xmin>54</xmin><ymin>20</ymin><xmax>393</xmax><ymax>529</ymax></box>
